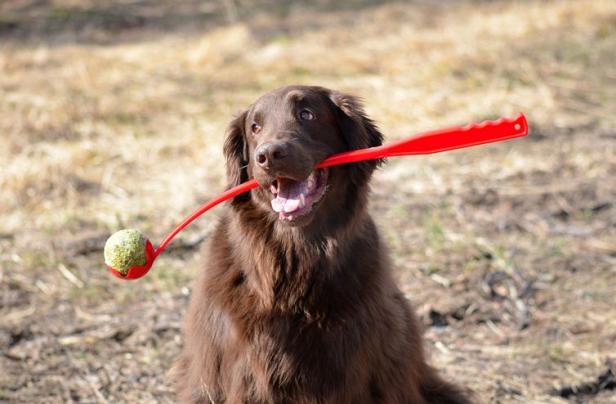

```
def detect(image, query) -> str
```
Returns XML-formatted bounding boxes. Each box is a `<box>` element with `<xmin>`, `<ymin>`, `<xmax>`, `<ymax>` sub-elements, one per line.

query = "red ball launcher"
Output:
<box><xmin>105</xmin><ymin>113</ymin><xmax>528</xmax><ymax>280</ymax></box>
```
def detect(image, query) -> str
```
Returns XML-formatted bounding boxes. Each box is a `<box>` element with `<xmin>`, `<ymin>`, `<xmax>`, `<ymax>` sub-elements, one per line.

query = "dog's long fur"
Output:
<box><xmin>174</xmin><ymin>86</ymin><xmax>471</xmax><ymax>403</ymax></box>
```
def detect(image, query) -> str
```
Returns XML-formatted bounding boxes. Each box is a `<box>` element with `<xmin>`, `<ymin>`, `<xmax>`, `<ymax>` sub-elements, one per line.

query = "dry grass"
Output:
<box><xmin>1</xmin><ymin>0</ymin><xmax>616</xmax><ymax>402</ymax></box>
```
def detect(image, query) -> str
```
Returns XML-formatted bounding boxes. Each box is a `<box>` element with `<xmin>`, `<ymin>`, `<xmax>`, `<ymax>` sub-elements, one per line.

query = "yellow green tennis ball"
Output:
<box><xmin>104</xmin><ymin>229</ymin><xmax>147</xmax><ymax>276</ymax></box>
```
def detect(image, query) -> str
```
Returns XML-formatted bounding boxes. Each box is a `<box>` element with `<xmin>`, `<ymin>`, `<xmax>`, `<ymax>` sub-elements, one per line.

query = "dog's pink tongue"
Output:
<box><xmin>271</xmin><ymin>197</ymin><xmax>286</xmax><ymax>213</ymax></box>
<box><xmin>271</xmin><ymin>179</ymin><xmax>301</xmax><ymax>214</ymax></box>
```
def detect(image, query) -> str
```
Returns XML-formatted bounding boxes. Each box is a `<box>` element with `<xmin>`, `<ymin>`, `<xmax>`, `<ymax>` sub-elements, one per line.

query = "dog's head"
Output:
<box><xmin>223</xmin><ymin>85</ymin><xmax>383</xmax><ymax>228</ymax></box>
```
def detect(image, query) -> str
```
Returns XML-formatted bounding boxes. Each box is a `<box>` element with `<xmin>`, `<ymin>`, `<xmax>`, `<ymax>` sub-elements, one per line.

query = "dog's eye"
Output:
<box><xmin>251</xmin><ymin>122</ymin><xmax>262</xmax><ymax>134</ymax></box>
<box><xmin>299</xmin><ymin>109</ymin><xmax>315</xmax><ymax>121</ymax></box>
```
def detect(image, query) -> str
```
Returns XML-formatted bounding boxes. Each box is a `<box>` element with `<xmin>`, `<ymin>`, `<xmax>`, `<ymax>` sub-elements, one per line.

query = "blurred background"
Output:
<box><xmin>1</xmin><ymin>0</ymin><xmax>615</xmax><ymax>402</ymax></box>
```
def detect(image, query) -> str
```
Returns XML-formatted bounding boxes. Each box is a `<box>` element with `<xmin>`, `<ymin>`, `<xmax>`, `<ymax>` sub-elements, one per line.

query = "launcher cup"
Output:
<box><xmin>104</xmin><ymin>229</ymin><xmax>155</xmax><ymax>279</ymax></box>
<box><xmin>105</xmin><ymin>113</ymin><xmax>528</xmax><ymax>280</ymax></box>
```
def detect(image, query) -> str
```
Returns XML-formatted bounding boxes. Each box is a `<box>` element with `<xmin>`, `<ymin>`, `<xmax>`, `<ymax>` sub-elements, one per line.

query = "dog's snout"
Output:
<box><xmin>255</xmin><ymin>142</ymin><xmax>289</xmax><ymax>169</ymax></box>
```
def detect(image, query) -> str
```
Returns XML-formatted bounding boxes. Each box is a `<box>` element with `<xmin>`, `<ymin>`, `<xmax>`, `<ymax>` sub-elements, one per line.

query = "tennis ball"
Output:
<box><xmin>104</xmin><ymin>229</ymin><xmax>147</xmax><ymax>276</ymax></box>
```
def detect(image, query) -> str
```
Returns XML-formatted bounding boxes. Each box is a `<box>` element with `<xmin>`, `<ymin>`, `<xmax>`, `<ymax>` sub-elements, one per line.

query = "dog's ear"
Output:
<box><xmin>223</xmin><ymin>110</ymin><xmax>250</xmax><ymax>204</ymax></box>
<box><xmin>328</xmin><ymin>90</ymin><xmax>384</xmax><ymax>185</ymax></box>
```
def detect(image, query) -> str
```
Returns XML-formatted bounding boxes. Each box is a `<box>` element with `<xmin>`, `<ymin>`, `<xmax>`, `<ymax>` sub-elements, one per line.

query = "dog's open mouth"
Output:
<box><xmin>269</xmin><ymin>169</ymin><xmax>328</xmax><ymax>220</ymax></box>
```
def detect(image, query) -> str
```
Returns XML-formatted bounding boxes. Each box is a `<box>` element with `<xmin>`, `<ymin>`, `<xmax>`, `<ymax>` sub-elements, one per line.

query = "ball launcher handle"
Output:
<box><xmin>108</xmin><ymin>113</ymin><xmax>528</xmax><ymax>279</ymax></box>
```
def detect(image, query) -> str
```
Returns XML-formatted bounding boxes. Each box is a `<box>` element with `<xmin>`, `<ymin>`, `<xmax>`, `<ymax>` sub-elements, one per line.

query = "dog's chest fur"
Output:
<box><xmin>196</xmin><ymin>212</ymin><xmax>386</xmax><ymax>402</ymax></box>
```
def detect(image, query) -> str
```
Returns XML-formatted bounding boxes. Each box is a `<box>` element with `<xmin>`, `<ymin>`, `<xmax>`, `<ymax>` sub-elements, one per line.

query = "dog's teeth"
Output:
<box><xmin>270</xmin><ymin>184</ymin><xmax>277</xmax><ymax>194</ymax></box>
<box><xmin>299</xmin><ymin>194</ymin><xmax>306</xmax><ymax>208</ymax></box>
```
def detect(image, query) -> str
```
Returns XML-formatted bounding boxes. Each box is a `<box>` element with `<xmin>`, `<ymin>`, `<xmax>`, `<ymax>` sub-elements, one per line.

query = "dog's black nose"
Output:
<box><xmin>255</xmin><ymin>142</ymin><xmax>289</xmax><ymax>170</ymax></box>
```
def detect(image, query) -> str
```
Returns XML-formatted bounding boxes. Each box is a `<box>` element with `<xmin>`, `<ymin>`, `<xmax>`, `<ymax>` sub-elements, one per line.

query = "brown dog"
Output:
<box><xmin>174</xmin><ymin>86</ymin><xmax>471</xmax><ymax>403</ymax></box>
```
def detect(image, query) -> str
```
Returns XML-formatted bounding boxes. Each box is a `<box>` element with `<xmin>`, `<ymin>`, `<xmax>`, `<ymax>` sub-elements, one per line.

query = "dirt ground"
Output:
<box><xmin>1</xmin><ymin>0</ymin><xmax>615</xmax><ymax>402</ymax></box>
